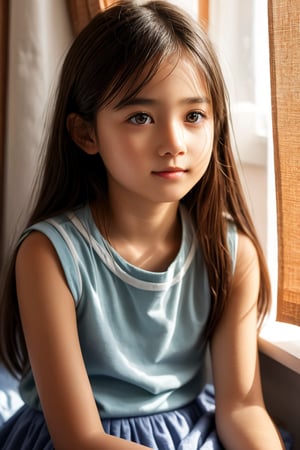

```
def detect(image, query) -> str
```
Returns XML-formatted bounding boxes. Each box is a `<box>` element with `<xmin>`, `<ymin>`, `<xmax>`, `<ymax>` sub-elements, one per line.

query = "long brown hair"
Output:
<box><xmin>0</xmin><ymin>0</ymin><xmax>270</xmax><ymax>377</ymax></box>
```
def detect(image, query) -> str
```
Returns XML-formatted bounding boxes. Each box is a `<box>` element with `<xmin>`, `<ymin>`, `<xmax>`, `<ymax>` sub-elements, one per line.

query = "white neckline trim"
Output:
<box><xmin>67</xmin><ymin>210</ymin><xmax>197</xmax><ymax>292</ymax></box>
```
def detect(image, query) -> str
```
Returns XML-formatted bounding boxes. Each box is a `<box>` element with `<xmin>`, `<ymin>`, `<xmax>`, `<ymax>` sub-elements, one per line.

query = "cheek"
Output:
<box><xmin>194</xmin><ymin>150</ymin><xmax>213</xmax><ymax>176</ymax></box>
<box><xmin>193</xmin><ymin>126</ymin><xmax>214</xmax><ymax>163</ymax></box>
<box><xmin>98</xmin><ymin>141</ymin><xmax>143</xmax><ymax>179</ymax></box>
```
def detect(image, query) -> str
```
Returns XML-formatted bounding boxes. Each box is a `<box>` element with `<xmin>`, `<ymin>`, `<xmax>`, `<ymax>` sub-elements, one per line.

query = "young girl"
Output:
<box><xmin>0</xmin><ymin>1</ymin><xmax>290</xmax><ymax>449</ymax></box>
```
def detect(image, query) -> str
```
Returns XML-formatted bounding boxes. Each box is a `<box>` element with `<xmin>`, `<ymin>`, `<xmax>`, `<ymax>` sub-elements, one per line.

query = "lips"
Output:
<box><xmin>152</xmin><ymin>167</ymin><xmax>187</xmax><ymax>179</ymax></box>
<box><xmin>153</xmin><ymin>167</ymin><xmax>186</xmax><ymax>173</ymax></box>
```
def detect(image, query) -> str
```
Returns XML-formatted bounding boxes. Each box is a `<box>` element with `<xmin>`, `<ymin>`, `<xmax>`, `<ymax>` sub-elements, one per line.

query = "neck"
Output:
<box><xmin>90</xmin><ymin>199</ymin><xmax>182</xmax><ymax>271</ymax></box>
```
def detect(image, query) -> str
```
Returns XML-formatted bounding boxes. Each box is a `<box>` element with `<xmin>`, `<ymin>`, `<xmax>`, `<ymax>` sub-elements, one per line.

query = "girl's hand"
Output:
<box><xmin>16</xmin><ymin>231</ymin><xmax>152</xmax><ymax>450</ymax></box>
<box><xmin>210</xmin><ymin>233</ymin><xmax>285</xmax><ymax>450</ymax></box>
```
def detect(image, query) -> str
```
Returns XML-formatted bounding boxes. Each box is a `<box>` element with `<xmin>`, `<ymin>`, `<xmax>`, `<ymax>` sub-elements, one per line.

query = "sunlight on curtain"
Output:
<box><xmin>198</xmin><ymin>0</ymin><xmax>209</xmax><ymax>28</ymax></box>
<box><xmin>268</xmin><ymin>0</ymin><xmax>300</xmax><ymax>326</ymax></box>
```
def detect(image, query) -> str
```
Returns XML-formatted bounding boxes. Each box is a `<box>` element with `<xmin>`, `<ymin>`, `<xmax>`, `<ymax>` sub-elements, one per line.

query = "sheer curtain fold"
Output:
<box><xmin>2</xmin><ymin>1</ymin><xmax>73</xmax><ymax>264</ymax></box>
<box><xmin>268</xmin><ymin>0</ymin><xmax>300</xmax><ymax>325</ymax></box>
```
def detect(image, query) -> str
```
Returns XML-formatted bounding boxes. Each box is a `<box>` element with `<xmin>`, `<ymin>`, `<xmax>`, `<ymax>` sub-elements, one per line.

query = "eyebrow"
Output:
<box><xmin>114</xmin><ymin>96</ymin><xmax>211</xmax><ymax>110</ymax></box>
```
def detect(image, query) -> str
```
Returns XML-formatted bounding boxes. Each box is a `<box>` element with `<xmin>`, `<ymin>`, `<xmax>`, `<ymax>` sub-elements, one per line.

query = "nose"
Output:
<box><xmin>157</xmin><ymin>121</ymin><xmax>187</xmax><ymax>157</ymax></box>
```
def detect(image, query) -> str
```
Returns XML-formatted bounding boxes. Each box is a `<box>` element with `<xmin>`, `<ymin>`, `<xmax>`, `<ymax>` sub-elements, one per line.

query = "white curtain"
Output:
<box><xmin>3</xmin><ymin>0</ymin><xmax>73</xmax><ymax>257</ymax></box>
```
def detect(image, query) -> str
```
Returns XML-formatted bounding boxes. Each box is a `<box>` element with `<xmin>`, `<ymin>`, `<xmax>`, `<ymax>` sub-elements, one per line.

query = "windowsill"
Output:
<box><xmin>259</xmin><ymin>321</ymin><xmax>300</xmax><ymax>375</ymax></box>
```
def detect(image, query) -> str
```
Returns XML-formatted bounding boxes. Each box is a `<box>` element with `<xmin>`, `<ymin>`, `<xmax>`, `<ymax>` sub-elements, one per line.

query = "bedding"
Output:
<box><xmin>0</xmin><ymin>364</ymin><xmax>24</xmax><ymax>427</ymax></box>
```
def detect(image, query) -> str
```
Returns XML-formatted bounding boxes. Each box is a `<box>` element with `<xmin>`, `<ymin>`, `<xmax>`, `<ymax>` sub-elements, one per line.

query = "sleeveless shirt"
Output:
<box><xmin>19</xmin><ymin>205</ymin><xmax>237</xmax><ymax>418</ymax></box>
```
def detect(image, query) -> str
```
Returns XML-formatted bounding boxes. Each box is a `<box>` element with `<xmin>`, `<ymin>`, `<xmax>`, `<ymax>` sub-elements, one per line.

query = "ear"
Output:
<box><xmin>67</xmin><ymin>113</ymin><xmax>98</xmax><ymax>155</ymax></box>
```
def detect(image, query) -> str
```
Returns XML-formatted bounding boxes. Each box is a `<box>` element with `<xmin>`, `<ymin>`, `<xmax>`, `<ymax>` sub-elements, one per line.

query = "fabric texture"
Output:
<box><xmin>18</xmin><ymin>205</ymin><xmax>236</xmax><ymax>418</ymax></box>
<box><xmin>268</xmin><ymin>0</ymin><xmax>300</xmax><ymax>325</ymax></box>
<box><xmin>0</xmin><ymin>385</ymin><xmax>293</xmax><ymax>450</ymax></box>
<box><xmin>1</xmin><ymin>386</ymin><xmax>221</xmax><ymax>450</ymax></box>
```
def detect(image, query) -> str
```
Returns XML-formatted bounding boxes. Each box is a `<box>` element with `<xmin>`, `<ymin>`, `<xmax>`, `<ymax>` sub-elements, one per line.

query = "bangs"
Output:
<box><xmin>94</xmin><ymin>0</ymin><xmax>211</xmax><ymax>109</ymax></box>
<box><xmin>102</xmin><ymin>51</ymin><xmax>182</xmax><ymax>109</ymax></box>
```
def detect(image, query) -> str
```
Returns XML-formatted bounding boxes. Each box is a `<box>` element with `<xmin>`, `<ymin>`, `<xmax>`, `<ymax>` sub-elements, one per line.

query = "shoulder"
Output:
<box><xmin>222</xmin><ymin>211</ymin><xmax>259</xmax><ymax>282</ymax></box>
<box><xmin>16</xmin><ymin>230</ymin><xmax>66</xmax><ymax>289</ymax></box>
<box><xmin>17</xmin><ymin>229</ymin><xmax>57</xmax><ymax>263</ymax></box>
<box><xmin>233</xmin><ymin>232</ymin><xmax>259</xmax><ymax>285</ymax></box>
<box><xmin>19</xmin><ymin>205</ymin><xmax>89</xmax><ymax>244</ymax></box>
<box><xmin>17</xmin><ymin>206</ymin><xmax>89</xmax><ymax>265</ymax></box>
<box><xmin>218</xmin><ymin>231</ymin><xmax>261</xmax><ymax>322</ymax></box>
<box><xmin>237</xmin><ymin>231</ymin><xmax>258</xmax><ymax>259</ymax></box>
<box><xmin>17</xmin><ymin>207</ymin><xmax>89</xmax><ymax>304</ymax></box>
<box><xmin>17</xmin><ymin>213</ymin><xmax>73</xmax><ymax>276</ymax></box>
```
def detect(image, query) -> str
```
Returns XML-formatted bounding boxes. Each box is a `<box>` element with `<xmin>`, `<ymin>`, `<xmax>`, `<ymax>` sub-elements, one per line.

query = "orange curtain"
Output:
<box><xmin>0</xmin><ymin>0</ymin><xmax>9</xmax><ymax>268</ymax></box>
<box><xmin>268</xmin><ymin>0</ymin><xmax>300</xmax><ymax>325</ymax></box>
<box><xmin>198</xmin><ymin>0</ymin><xmax>209</xmax><ymax>29</ymax></box>
<box><xmin>67</xmin><ymin>0</ymin><xmax>116</xmax><ymax>36</ymax></box>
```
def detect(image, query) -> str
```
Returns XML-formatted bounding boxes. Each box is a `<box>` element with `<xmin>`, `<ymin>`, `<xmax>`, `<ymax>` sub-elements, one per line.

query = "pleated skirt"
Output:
<box><xmin>0</xmin><ymin>385</ymin><xmax>293</xmax><ymax>450</ymax></box>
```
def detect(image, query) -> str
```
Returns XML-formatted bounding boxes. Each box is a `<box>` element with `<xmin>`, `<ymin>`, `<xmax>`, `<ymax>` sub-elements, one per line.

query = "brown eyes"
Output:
<box><xmin>186</xmin><ymin>111</ymin><xmax>204</xmax><ymax>123</ymax></box>
<box><xmin>128</xmin><ymin>113</ymin><xmax>152</xmax><ymax>125</ymax></box>
<box><xmin>128</xmin><ymin>111</ymin><xmax>205</xmax><ymax>125</ymax></box>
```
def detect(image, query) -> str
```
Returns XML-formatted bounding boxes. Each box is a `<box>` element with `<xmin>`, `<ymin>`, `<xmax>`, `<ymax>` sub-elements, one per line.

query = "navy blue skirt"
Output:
<box><xmin>0</xmin><ymin>385</ymin><xmax>293</xmax><ymax>450</ymax></box>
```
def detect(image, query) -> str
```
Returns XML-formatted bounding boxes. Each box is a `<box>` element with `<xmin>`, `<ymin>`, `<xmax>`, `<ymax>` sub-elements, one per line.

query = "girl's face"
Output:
<box><xmin>94</xmin><ymin>57</ymin><xmax>214</xmax><ymax>208</ymax></box>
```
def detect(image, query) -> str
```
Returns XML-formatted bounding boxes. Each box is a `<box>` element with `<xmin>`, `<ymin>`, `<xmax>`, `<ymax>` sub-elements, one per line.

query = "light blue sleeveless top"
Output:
<box><xmin>19</xmin><ymin>205</ymin><xmax>237</xmax><ymax>418</ymax></box>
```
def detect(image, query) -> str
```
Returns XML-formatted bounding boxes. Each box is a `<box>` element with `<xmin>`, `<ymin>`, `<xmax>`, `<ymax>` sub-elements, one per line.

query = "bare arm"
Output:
<box><xmin>210</xmin><ymin>233</ymin><xmax>284</xmax><ymax>450</ymax></box>
<box><xmin>16</xmin><ymin>232</ymin><xmax>151</xmax><ymax>450</ymax></box>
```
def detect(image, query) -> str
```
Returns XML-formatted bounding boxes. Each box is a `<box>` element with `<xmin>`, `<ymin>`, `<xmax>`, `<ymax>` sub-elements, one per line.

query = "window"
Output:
<box><xmin>209</xmin><ymin>0</ymin><xmax>270</xmax><ymax>166</ymax></box>
<box><xmin>207</xmin><ymin>0</ymin><xmax>300</xmax><ymax>371</ymax></box>
<box><xmin>171</xmin><ymin>1</ymin><xmax>300</xmax><ymax>335</ymax></box>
